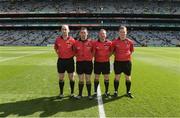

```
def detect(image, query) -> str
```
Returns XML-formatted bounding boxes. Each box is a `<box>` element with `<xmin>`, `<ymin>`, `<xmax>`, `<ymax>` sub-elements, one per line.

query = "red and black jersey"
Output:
<box><xmin>54</xmin><ymin>36</ymin><xmax>75</xmax><ymax>59</ymax></box>
<box><xmin>74</xmin><ymin>39</ymin><xmax>94</xmax><ymax>61</ymax></box>
<box><xmin>112</xmin><ymin>38</ymin><xmax>134</xmax><ymax>61</ymax></box>
<box><xmin>94</xmin><ymin>39</ymin><xmax>112</xmax><ymax>62</ymax></box>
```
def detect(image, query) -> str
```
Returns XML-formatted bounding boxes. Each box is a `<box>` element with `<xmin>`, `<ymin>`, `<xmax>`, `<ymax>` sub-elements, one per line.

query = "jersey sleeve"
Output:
<box><xmin>73</xmin><ymin>40</ymin><xmax>78</xmax><ymax>54</ymax></box>
<box><xmin>130</xmin><ymin>40</ymin><xmax>134</xmax><ymax>53</ymax></box>
<box><xmin>54</xmin><ymin>38</ymin><xmax>58</xmax><ymax>50</ymax></box>
<box><xmin>92</xmin><ymin>40</ymin><xmax>96</xmax><ymax>55</ymax></box>
<box><xmin>111</xmin><ymin>39</ymin><xmax>116</xmax><ymax>52</ymax></box>
<box><xmin>109</xmin><ymin>41</ymin><xmax>113</xmax><ymax>52</ymax></box>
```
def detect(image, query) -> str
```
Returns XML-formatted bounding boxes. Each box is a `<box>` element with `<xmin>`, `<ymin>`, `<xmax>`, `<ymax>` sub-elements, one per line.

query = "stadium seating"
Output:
<box><xmin>0</xmin><ymin>0</ymin><xmax>180</xmax><ymax>46</ymax></box>
<box><xmin>0</xmin><ymin>30</ymin><xmax>179</xmax><ymax>46</ymax></box>
<box><xmin>0</xmin><ymin>0</ymin><xmax>180</xmax><ymax>14</ymax></box>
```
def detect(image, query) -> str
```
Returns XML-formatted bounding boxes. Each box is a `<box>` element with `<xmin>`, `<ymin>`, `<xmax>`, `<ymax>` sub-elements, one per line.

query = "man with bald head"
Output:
<box><xmin>54</xmin><ymin>25</ymin><xmax>75</xmax><ymax>98</ymax></box>
<box><xmin>93</xmin><ymin>29</ymin><xmax>113</xmax><ymax>97</ymax></box>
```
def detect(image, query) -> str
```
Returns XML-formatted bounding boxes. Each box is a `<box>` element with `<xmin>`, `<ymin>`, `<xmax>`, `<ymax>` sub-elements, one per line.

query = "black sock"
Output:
<box><xmin>104</xmin><ymin>80</ymin><xmax>109</xmax><ymax>93</ymax></box>
<box><xmin>86</xmin><ymin>82</ymin><xmax>91</xmax><ymax>96</ymax></box>
<box><xmin>59</xmin><ymin>80</ymin><xmax>64</xmax><ymax>95</ymax></box>
<box><xmin>114</xmin><ymin>80</ymin><xmax>119</xmax><ymax>92</ymax></box>
<box><xmin>70</xmin><ymin>80</ymin><xmax>75</xmax><ymax>94</ymax></box>
<box><xmin>94</xmin><ymin>80</ymin><xmax>99</xmax><ymax>93</ymax></box>
<box><xmin>126</xmin><ymin>80</ymin><xmax>131</xmax><ymax>93</ymax></box>
<box><xmin>78</xmin><ymin>82</ymin><xmax>84</xmax><ymax>96</ymax></box>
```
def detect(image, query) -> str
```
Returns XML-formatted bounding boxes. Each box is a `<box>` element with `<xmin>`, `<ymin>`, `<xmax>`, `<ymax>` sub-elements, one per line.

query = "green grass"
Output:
<box><xmin>0</xmin><ymin>46</ymin><xmax>180</xmax><ymax>117</ymax></box>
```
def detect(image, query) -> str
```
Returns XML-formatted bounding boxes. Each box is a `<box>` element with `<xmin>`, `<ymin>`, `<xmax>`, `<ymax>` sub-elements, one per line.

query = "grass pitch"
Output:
<box><xmin>0</xmin><ymin>46</ymin><xmax>179</xmax><ymax>117</ymax></box>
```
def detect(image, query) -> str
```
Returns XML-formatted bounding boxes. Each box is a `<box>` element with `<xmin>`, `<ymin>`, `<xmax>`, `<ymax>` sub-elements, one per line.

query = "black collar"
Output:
<box><xmin>79</xmin><ymin>38</ymin><xmax>88</xmax><ymax>42</ymax></box>
<box><xmin>118</xmin><ymin>37</ymin><xmax>126</xmax><ymax>41</ymax></box>
<box><xmin>98</xmin><ymin>39</ymin><xmax>107</xmax><ymax>42</ymax></box>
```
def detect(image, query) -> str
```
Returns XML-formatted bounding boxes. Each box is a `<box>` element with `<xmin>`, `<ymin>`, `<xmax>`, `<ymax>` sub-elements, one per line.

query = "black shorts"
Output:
<box><xmin>76</xmin><ymin>61</ymin><xmax>93</xmax><ymax>74</ymax></box>
<box><xmin>94</xmin><ymin>61</ymin><xmax>110</xmax><ymax>74</ymax></box>
<box><xmin>57</xmin><ymin>57</ymin><xmax>74</xmax><ymax>73</ymax></box>
<box><xmin>114</xmin><ymin>61</ymin><xmax>132</xmax><ymax>76</ymax></box>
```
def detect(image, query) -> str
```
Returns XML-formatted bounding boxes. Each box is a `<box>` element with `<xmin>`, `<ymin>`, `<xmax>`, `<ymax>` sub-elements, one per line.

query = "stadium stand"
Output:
<box><xmin>0</xmin><ymin>0</ymin><xmax>180</xmax><ymax>46</ymax></box>
<box><xmin>0</xmin><ymin>0</ymin><xmax>180</xmax><ymax>14</ymax></box>
<box><xmin>0</xmin><ymin>30</ymin><xmax>179</xmax><ymax>46</ymax></box>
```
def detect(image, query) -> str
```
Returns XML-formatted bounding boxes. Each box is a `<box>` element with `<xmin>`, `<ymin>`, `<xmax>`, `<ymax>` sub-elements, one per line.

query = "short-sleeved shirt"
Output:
<box><xmin>74</xmin><ymin>39</ymin><xmax>94</xmax><ymax>62</ymax></box>
<box><xmin>112</xmin><ymin>38</ymin><xmax>134</xmax><ymax>61</ymax></box>
<box><xmin>94</xmin><ymin>39</ymin><xmax>112</xmax><ymax>62</ymax></box>
<box><xmin>54</xmin><ymin>36</ymin><xmax>75</xmax><ymax>59</ymax></box>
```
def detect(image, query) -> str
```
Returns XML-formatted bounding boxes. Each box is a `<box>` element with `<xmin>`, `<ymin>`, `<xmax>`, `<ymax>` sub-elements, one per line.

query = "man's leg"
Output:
<box><xmin>68</xmin><ymin>73</ymin><xmax>75</xmax><ymax>96</ymax></box>
<box><xmin>94</xmin><ymin>74</ymin><xmax>100</xmax><ymax>96</ymax></box>
<box><xmin>58</xmin><ymin>73</ymin><xmax>65</xmax><ymax>98</ymax></box>
<box><xmin>125</xmin><ymin>75</ymin><xmax>133</xmax><ymax>98</ymax></box>
<box><xmin>85</xmin><ymin>74</ymin><xmax>92</xmax><ymax>100</ymax></box>
<box><xmin>104</xmin><ymin>74</ymin><xmax>110</xmax><ymax>96</ymax></box>
<box><xmin>76</xmin><ymin>74</ymin><xmax>84</xmax><ymax>99</ymax></box>
<box><xmin>114</xmin><ymin>74</ymin><xmax>121</xmax><ymax>97</ymax></box>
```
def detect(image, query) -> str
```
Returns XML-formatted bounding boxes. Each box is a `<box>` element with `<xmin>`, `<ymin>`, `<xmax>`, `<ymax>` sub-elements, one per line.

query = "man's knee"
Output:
<box><xmin>125</xmin><ymin>75</ymin><xmax>131</xmax><ymax>81</ymax></box>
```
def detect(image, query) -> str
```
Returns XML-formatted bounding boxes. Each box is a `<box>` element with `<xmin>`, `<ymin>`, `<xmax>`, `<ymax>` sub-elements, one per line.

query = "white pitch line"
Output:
<box><xmin>0</xmin><ymin>51</ymin><xmax>48</xmax><ymax>62</ymax></box>
<box><xmin>97</xmin><ymin>85</ymin><xmax>106</xmax><ymax>118</ymax></box>
<box><xmin>110</xmin><ymin>61</ymin><xmax>114</xmax><ymax>73</ymax></box>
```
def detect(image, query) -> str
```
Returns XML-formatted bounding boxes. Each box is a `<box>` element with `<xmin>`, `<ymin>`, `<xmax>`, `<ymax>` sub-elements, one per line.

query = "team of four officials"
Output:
<box><xmin>54</xmin><ymin>25</ymin><xmax>134</xmax><ymax>99</ymax></box>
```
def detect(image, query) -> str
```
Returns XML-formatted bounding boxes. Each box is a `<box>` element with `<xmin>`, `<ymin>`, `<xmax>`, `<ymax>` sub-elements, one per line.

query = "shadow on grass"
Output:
<box><xmin>0</xmin><ymin>94</ymin><xmax>127</xmax><ymax>117</ymax></box>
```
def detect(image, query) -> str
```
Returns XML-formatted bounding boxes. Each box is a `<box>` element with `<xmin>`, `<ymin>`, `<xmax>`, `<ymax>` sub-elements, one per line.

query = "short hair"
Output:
<box><xmin>99</xmin><ymin>29</ymin><xmax>106</xmax><ymax>33</ymax></box>
<box><xmin>61</xmin><ymin>25</ymin><xmax>69</xmax><ymax>31</ymax></box>
<box><xmin>119</xmin><ymin>26</ymin><xmax>127</xmax><ymax>31</ymax></box>
<box><xmin>80</xmin><ymin>27</ymin><xmax>88</xmax><ymax>31</ymax></box>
